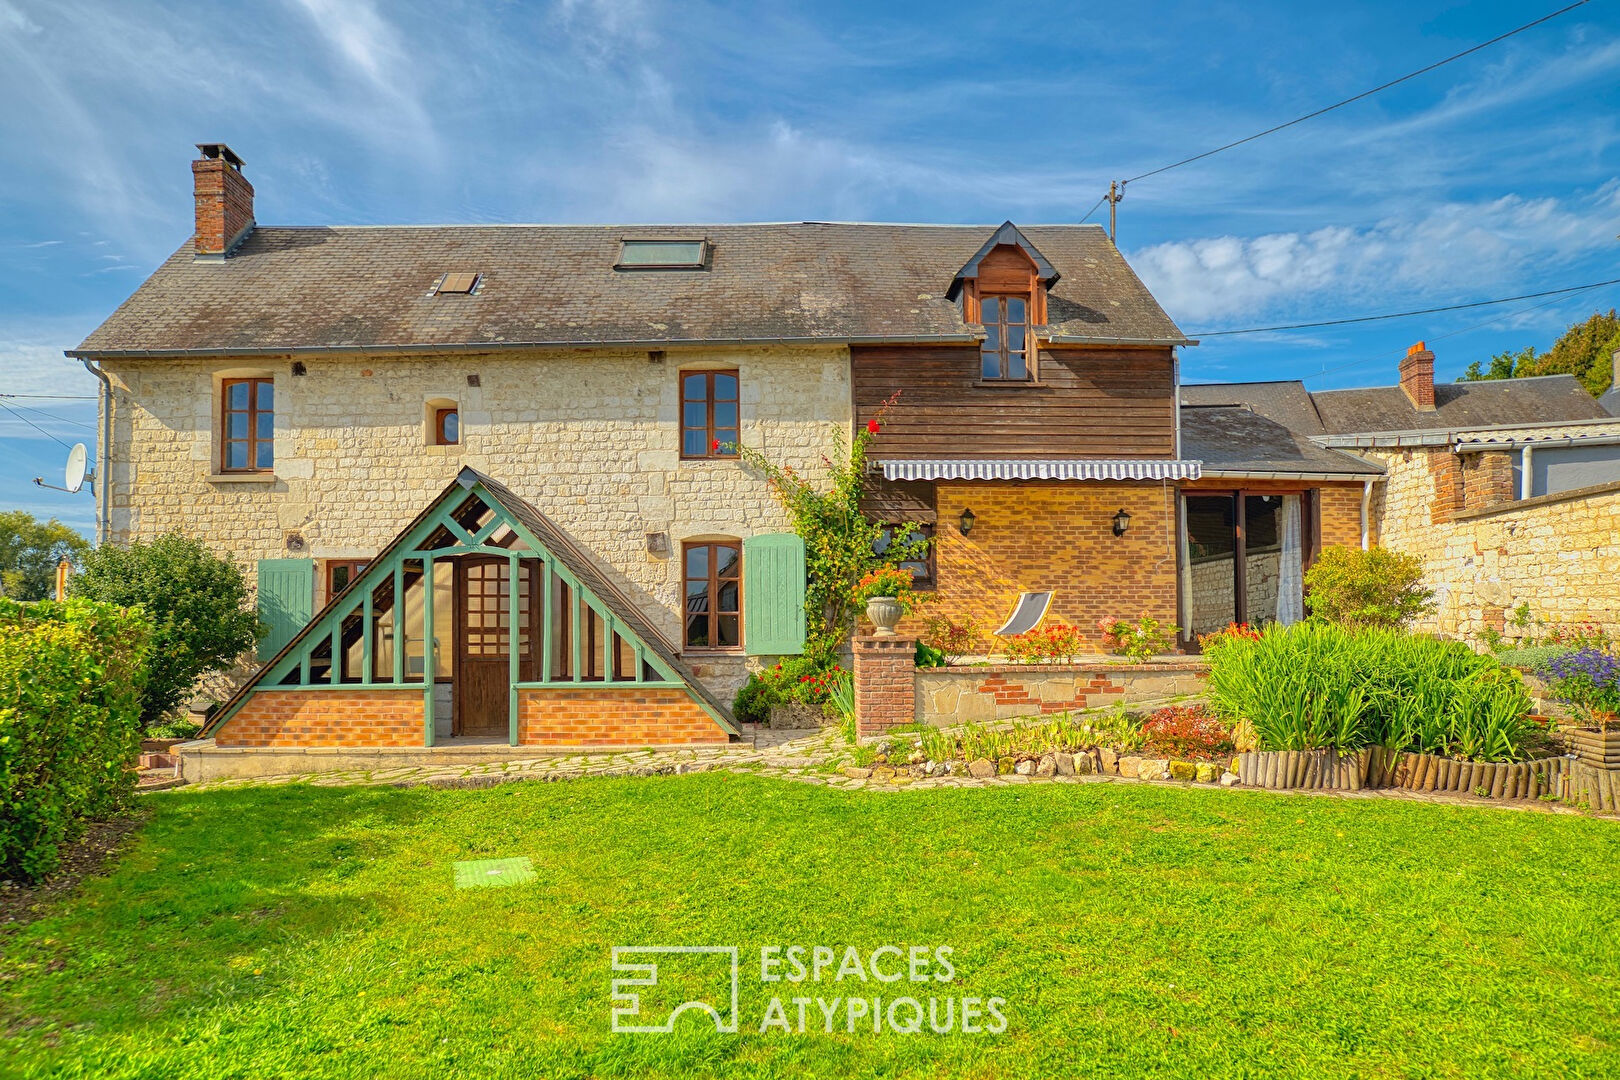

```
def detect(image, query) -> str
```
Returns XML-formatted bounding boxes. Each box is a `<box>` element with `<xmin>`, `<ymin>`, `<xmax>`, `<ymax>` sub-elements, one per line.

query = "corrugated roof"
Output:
<box><xmin>74</xmin><ymin>223</ymin><xmax>1188</xmax><ymax>356</ymax></box>
<box><xmin>1180</xmin><ymin>406</ymin><xmax>1382</xmax><ymax>476</ymax></box>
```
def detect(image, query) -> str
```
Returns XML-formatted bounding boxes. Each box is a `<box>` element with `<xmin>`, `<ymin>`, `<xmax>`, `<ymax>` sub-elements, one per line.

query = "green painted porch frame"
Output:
<box><xmin>216</xmin><ymin>477</ymin><xmax>708</xmax><ymax>746</ymax></box>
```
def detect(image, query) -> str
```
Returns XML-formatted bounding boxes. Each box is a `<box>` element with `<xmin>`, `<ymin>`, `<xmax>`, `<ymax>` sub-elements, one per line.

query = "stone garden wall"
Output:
<box><xmin>915</xmin><ymin>659</ymin><xmax>1207</xmax><ymax>726</ymax></box>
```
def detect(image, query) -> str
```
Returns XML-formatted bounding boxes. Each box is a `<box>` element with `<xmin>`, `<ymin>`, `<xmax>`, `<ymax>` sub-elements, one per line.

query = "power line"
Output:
<box><xmin>1191</xmin><ymin>277</ymin><xmax>1620</xmax><ymax>338</ymax></box>
<box><xmin>0</xmin><ymin>393</ymin><xmax>97</xmax><ymax>400</ymax></box>
<box><xmin>0</xmin><ymin>399</ymin><xmax>75</xmax><ymax>449</ymax></box>
<box><xmin>1302</xmin><ymin>280</ymin><xmax>1616</xmax><ymax>382</ymax></box>
<box><xmin>1123</xmin><ymin>1</ymin><xmax>1593</xmax><ymax>187</ymax></box>
<box><xmin>0</xmin><ymin>397</ymin><xmax>95</xmax><ymax>430</ymax></box>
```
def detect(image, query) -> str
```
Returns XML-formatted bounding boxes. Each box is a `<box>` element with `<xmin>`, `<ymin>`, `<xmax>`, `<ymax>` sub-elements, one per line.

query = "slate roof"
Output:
<box><xmin>1600</xmin><ymin>386</ymin><xmax>1620</xmax><ymax>417</ymax></box>
<box><xmin>1180</xmin><ymin>406</ymin><xmax>1381</xmax><ymax>476</ymax></box>
<box><xmin>1184</xmin><ymin>374</ymin><xmax>1609</xmax><ymax>438</ymax></box>
<box><xmin>73</xmin><ymin>223</ymin><xmax>1188</xmax><ymax>356</ymax></box>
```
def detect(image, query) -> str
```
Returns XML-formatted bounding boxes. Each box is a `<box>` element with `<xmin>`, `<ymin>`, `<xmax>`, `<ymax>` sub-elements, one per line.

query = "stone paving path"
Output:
<box><xmin>162</xmin><ymin>724</ymin><xmax>1614</xmax><ymax>818</ymax></box>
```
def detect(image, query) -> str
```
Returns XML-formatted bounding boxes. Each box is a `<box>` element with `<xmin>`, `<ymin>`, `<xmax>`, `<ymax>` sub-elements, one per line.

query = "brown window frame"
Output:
<box><xmin>220</xmin><ymin>377</ymin><xmax>273</xmax><ymax>473</ymax></box>
<box><xmin>326</xmin><ymin>560</ymin><xmax>370</xmax><ymax>601</ymax></box>
<box><xmin>679</xmin><ymin>370</ymin><xmax>740</xmax><ymax>459</ymax></box>
<box><xmin>433</xmin><ymin>406</ymin><xmax>460</xmax><ymax>446</ymax></box>
<box><xmin>876</xmin><ymin>522</ymin><xmax>936</xmax><ymax>590</ymax></box>
<box><xmin>682</xmin><ymin>540</ymin><xmax>742</xmax><ymax>651</ymax></box>
<box><xmin>978</xmin><ymin>294</ymin><xmax>1033</xmax><ymax>381</ymax></box>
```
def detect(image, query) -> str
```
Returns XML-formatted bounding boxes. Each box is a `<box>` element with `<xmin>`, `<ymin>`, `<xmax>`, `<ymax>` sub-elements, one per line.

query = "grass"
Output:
<box><xmin>1</xmin><ymin>774</ymin><xmax>1618</xmax><ymax>1078</ymax></box>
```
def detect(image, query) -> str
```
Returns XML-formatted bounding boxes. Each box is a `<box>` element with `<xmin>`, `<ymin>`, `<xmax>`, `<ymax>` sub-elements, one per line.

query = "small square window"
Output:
<box><xmin>617</xmin><ymin>240</ymin><xmax>707</xmax><ymax>270</ymax></box>
<box><xmin>437</xmin><ymin>272</ymin><xmax>479</xmax><ymax>294</ymax></box>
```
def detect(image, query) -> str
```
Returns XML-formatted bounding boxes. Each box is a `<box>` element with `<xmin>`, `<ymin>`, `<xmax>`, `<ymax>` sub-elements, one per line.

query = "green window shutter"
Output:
<box><xmin>743</xmin><ymin>533</ymin><xmax>806</xmax><ymax>656</ymax></box>
<box><xmin>257</xmin><ymin>558</ymin><xmax>314</xmax><ymax>659</ymax></box>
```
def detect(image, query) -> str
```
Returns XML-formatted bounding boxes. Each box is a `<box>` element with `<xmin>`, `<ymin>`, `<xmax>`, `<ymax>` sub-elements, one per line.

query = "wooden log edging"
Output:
<box><xmin>1234</xmin><ymin>747</ymin><xmax>1575</xmax><ymax>801</ymax></box>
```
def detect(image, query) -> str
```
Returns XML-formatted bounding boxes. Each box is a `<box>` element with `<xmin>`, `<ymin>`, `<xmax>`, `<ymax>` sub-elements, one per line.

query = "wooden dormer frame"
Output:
<box><xmin>950</xmin><ymin>222</ymin><xmax>1057</xmax><ymax>328</ymax></box>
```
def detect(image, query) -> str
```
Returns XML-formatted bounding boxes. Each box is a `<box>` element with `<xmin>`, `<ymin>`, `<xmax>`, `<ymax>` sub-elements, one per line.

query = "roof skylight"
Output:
<box><xmin>616</xmin><ymin>239</ymin><xmax>708</xmax><ymax>270</ymax></box>
<box><xmin>437</xmin><ymin>272</ymin><xmax>480</xmax><ymax>294</ymax></box>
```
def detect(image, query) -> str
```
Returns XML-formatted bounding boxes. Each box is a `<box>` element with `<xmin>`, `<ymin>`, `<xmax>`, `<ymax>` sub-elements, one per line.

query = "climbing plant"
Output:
<box><xmin>729</xmin><ymin>393</ymin><xmax>929</xmax><ymax>663</ymax></box>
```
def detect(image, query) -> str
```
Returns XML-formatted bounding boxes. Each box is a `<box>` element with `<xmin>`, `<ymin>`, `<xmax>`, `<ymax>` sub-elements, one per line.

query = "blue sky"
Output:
<box><xmin>3</xmin><ymin>0</ymin><xmax>1619</xmax><ymax>535</ymax></box>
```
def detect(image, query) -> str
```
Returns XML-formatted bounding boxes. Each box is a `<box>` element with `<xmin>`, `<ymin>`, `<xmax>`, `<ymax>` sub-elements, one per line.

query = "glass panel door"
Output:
<box><xmin>1184</xmin><ymin>495</ymin><xmax>1238</xmax><ymax>637</ymax></box>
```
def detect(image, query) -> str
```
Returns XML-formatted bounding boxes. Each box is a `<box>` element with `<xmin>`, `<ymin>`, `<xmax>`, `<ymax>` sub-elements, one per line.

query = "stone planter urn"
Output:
<box><xmin>865</xmin><ymin>596</ymin><xmax>903</xmax><ymax>637</ymax></box>
<box><xmin>1568</xmin><ymin>724</ymin><xmax>1620</xmax><ymax>770</ymax></box>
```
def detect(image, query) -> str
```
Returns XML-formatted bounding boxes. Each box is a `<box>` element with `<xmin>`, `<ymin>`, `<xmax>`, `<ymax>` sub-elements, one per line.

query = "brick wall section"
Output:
<box><xmin>516</xmin><ymin>687</ymin><xmax>730</xmax><ymax>746</ymax></box>
<box><xmin>1398</xmin><ymin>345</ymin><xmax>1436</xmax><ymax>410</ymax></box>
<box><xmin>1316</xmin><ymin>484</ymin><xmax>1366</xmax><ymax>549</ymax></box>
<box><xmin>215</xmin><ymin>689</ymin><xmax>423</xmax><ymax>747</ymax></box>
<box><xmin>926</xmin><ymin>481</ymin><xmax>1177</xmax><ymax>648</ymax></box>
<box><xmin>854</xmin><ymin>635</ymin><xmax>918</xmax><ymax>738</ymax></box>
<box><xmin>192</xmin><ymin>157</ymin><xmax>254</xmax><ymax>255</ymax></box>
<box><xmin>1462</xmin><ymin>450</ymin><xmax>1515</xmax><ymax>512</ymax></box>
<box><xmin>1429</xmin><ymin>451</ymin><xmax>1465</xmax><ymax>524</ymax></box>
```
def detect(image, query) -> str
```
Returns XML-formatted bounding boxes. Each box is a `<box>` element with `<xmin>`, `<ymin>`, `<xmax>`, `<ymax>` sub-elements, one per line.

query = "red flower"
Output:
<box><xmin>867</xmin><ymin>418</ymin><xmax>881</xmax><ymax>434</ymax></box>
<box><xmin>711</xmin><ymin>438</ymin><xmax>721</xmax><ymax>453</ymax></box>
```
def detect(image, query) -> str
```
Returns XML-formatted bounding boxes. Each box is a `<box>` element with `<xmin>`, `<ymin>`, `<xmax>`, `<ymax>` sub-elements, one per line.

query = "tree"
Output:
<box><xmin>69</xmin><ymin>533</ymin><xmax>262</xmax><ymax>728</ymax></box>
<box><xmin>0</xmin><ymin>510</ymin><xmax>89</xmax><ymax>601</ymax></box>
<box><xmin>729</xmin><ymin>394</ymin><xmax>929</xmax><ymax>663</ymax></box>
<box><xmin>1459</xmin><ymin>310</ymin><xmax>1620</xmax><ymax>398</ymax></box>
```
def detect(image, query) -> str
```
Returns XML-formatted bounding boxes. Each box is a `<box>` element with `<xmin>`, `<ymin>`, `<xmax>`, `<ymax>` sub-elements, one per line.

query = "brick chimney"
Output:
<box><xmin>192</xmin><ymin>143</ymin><xmax>253</xmax><ymax>258</ymax></box>
<box><xmin>1399</xmin><ymin>341</ymin><xmax>1436</xmax><ymax>411</ymax></box>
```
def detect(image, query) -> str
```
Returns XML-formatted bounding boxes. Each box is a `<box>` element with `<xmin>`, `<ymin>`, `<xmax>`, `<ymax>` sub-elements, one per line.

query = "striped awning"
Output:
<box><xmin>879</xmin><ymin>459</ymin><xmax>1203</xmax><ymax>482</ymax></box>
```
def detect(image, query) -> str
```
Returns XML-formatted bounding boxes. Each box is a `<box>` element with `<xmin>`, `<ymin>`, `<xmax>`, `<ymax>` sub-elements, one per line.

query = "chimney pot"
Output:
<box><xmin>1399</xmin><ymin>341</ymin><xmax>1436</xmax><ymax>412</ymax></box>
<box><xmin>192</xmin><ymin>142</ymin><xmax>254</xmax><ymax>258</ymax></box>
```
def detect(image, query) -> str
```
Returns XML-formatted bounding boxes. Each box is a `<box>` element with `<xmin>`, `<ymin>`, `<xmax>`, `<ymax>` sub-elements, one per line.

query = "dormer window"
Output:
<box><xmin>980</xmin><ymin>296</ymin><xmax>1029</xmax><ymax>380</ymax></box>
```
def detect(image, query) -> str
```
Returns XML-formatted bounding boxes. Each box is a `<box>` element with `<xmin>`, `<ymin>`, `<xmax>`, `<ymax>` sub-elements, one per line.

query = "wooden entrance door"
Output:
<box><xmin>453</xmin><ymin>558</ymin><xmax>535</xmax><ymax>737</ymax></box>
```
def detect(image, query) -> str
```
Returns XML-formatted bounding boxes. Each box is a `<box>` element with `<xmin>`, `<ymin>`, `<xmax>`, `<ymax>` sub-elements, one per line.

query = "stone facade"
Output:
<box><xmin>516</xmin><ymin>687</ymin><xmax>730</xmax><ymax>746</ymax></box>
<box><xmin>1363</xmin><ymin>439</ymin><xmax>1620</xmax><ymax>641</ymax></box>
<box><xmin>915</xmin><ymin>660</ymin><xmax>1208</xmax><ymax>725</ymax></box>
<box><xmin>214</xmin><ymin>688</ymin><xmax>424</xmax><ymax>747</ymax></box>
<box><xmin>101</xmin><ymin>346</ymin><xmax>852</xmax><ymax>698</ymax></box>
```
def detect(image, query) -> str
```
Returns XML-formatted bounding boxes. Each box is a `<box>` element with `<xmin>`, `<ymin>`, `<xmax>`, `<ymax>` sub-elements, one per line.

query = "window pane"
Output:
<box><xmin>685</xmin><ymin>545</ymin><xmax>708</xmax><ymax>579</ymax></box>
<box><xmin>255</xmin><ymin>381</ymin><xmax>273</xmax><ymax>409</ymax></box>
<box><xmin>443</xmin><ymin>412</ymin><xmax>459</xmax><ymax>443</ymax></box>
<box><xmin>226</xmin><ymin>441</ymin><xmax>247</xmax><ymax>469</ymax></box>
<box><xmin>333</xmin><ymin>566</ymin><xmax>352</xmax><ymax>592</ymax></box>
<box><xmin>712</xmin><ymin>402</ymin><xmax>738</xmax><ymax>430</ymax></box>
<box><xmin>717</xmin><ymin>615</ymin><xmax>739</xmax><ymax>648</ymax></box>
<box><xmin>255</xmin><ymin>440</ymin><xmax>274</xmax><ymax>470</ymax></box>
<box><xmin>982</xmin><ymin>297</ymin><xmax>1001</xmax><ymax>322</ymax></box>
<box><xmin>1009</xmin><ymin>325</ymin><xmax>1025</xmax><ymax>352</ymax></box>
<box><xmin>683</xmin><ymin>373</ymin><xmax>707</xmax><ymax>399</ymax></box>
<box><xmin>718</xmin><ymin>580</ymin><xmax>738</xmax><ymax>613</ymax></box>
<box><xmin>620</xmin><ymin>240</ymin><xmax>705</xmax><ymax>267</ymax></box>
<box><xmin>715</xmin><ymin>545</ymin><xmax>739</xmax><ymax>578</ymax></box>
<box><xmin>1008</xmin><ymin>352</ymin><xmax>1027</xmax><ymax>380</ymax></box>
<box><xmin>713</xmin><ymin>428</ymin><xmax>737</xmax><ymax>453</ymax></box>
<box><xmin>983</xmin><ymin>325</ymin><xmax>999</xmax><ymax>351</ymax></box>
<box><xmin>256</xmin><ymin>410</ymin><xmax>273</xmax><ymax>440</ymax></box>
<box><xmin>683</xmin><ymin>401</ymin><xmax>708</xmax><ymax>429</ymax></box>
<box><xmin>228</xmin><ymin>413</ymin><xmax>248</xmax><ymax>438</ymax></box>
<box><xmin>683</xmin><ymin>430</ymin><xmax>708</xmax><ymax>457</ymax></box>
<box><xmin>981</xmin><ymin>350</ymin><xmax>1000</xmax><ymax>380</ymax></box>
<box><xmin>713</xmin><ymin>373</ymin><xmax>738</xmax><ymax>400</ymax></box>
<box><xmin>685</xmin><ymin>615</ymin><xmax>709</xmax><ymax>648</ymax></box>
<box><xmin>227</xmin><ymin>382</ymin><xmax>249</xmax><ymax>409</ymax></box>
<box><xmin>1007</xmin><ymin>297</ymin><xmax>1026</xmax><ymax>322</ymax></box>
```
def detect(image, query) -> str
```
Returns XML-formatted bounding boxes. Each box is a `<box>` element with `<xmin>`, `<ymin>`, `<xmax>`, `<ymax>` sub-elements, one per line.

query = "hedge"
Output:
<box><xmin>0</xmin><ymin>598</ymin><xmax>151</xmax><ymax>882</ymax></box>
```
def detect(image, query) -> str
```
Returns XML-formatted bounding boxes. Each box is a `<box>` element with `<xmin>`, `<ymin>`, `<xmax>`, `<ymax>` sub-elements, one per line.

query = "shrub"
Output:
<box><xmin>1097</xmin><ymin>615</ymin><xmax>1178</xmax><ymax>661</ymax></box>
<box><xmin>914</xmin><ymin>641</ymin><xmax>947</xmax><ymax>669</ymax></box>
<box><xmin>0</xmin><ymin>598</ymin><xmax>152</xmax><ymax>882</ymax></box>
<box><xmin>921</xmin><ymin>614</ymin><xmax>984</xmax><ymax>664</ymax></box>
<box><xmin>1544</xmin><ymin>648</ymin><xmax>1620</xmax><ymax>727</ymax></box>
<box><xmin>1141</xmin><ymin>705</ymin><xmax>1234</xmax><ymax>760</ymax></box>
<box><xmin>70</xmin><ymin>534</ymin><xmax>261</xmax><ymax>730</ymax></box>
<box><xmin>1491</xmin><ymin>644</ymin><xmax>1575</xmax><ymax>672</ymax></box>
<box><xmin>1203</xmin><ymin>621</ymin><xmax>1536</xmax><ymax>761</ymax></box>
<box><xmin>1303</xmin><ymin>546</ymin><xmax>1435</xmax><ymax>628</ymax></box>
<box><xmin>732</xmin><ymin>656</ymin><xmax>842</xmax><ymax>725</ymax></box>
<box><xmin>1001</xmin><ymin>622</ymin><xmax>1087</xmax><ymax>664</ymax></box>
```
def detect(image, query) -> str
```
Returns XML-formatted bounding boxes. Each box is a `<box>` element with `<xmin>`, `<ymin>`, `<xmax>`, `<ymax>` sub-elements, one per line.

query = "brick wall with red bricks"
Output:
<box><xmin>516</xmin><ymin>687</ymin><xmax>730</xmax><ymax>746</ymax></box>
<box><xmin>926</xmin><ymin>481</ymin><xmax>1178</xmax><ymax>649</ymax></box>
<box><xmin>214</xmin><ymin>689</ymin><xmax>423</xmax><ymax>747</ymax></box>
<box><xmin>854</xmin><ymin>634</ymin><xmax>920</xmax><ymax>738</ymax></box>
<box><xmin>1316</xmin><ymin>483</ymin><xmax>1368</xmax><ymax>549</ymax></box>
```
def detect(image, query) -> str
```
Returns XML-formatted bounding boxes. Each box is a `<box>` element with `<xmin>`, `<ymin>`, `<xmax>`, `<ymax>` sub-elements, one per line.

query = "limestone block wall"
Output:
<box><xmin>1363</xmin><ymin>445</ymin><xmax>1620</xmax><ymax>641</ymax></box>
<box><xmin>102</xmin><ymin>346</ymin><xmax>852</xmax><ymax>699</ymax></box>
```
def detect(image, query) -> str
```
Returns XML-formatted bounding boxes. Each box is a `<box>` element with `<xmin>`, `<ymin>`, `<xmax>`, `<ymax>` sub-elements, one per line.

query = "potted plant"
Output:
<box><xmin>854</xmin><ymin>566</ymin><xmax>919</xmax><ymax>637</ymax></box>
<box><xmin>1544</xmin><ymin>648</ymin><xmax>1620</xmax><ymax>769</ymax></box>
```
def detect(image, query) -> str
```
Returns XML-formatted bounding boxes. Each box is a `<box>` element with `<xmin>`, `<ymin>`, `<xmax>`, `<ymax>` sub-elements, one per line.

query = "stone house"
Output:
<box><xmin>71</xmin><ymin>144</ymin><xmax>1389</xmax><ymax>757</ymax></box>
<box><xmin>1188</xmin><ymin>343</ymin><xmax>1620</xmax><ymax>642</ymax></box>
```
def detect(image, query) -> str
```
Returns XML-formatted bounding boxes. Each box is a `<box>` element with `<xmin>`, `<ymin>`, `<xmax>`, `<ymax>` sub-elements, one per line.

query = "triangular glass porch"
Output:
<box><xmin>205</xmin><ymin>468</ymin><xmax>734</xmax><ymax>745</ymax></box>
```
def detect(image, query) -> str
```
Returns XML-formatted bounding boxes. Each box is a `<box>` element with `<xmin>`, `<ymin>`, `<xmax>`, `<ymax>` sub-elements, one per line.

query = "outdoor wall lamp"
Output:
<box><xmin>959</xmin><ymin>507</ymin><xmax>976</xmax><ymax>535</ymax></box>
<box><xmin>1112</xmin><ymin>508</ymin><xmax>1131</xmax><ymax>537</ymax></box>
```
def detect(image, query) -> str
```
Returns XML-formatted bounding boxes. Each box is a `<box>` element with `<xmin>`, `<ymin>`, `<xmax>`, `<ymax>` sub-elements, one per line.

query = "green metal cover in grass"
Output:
<box><xmin>453</xmin><ymin>857</ymin><xmax>537</xmax><ymax>890</ymax></box>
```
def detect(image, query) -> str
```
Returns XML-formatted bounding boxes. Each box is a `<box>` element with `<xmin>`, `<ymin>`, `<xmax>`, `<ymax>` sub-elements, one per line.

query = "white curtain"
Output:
<box><xmin>1277</xmin><ymin>495</ymin><xmax>1304</xmax><ymax>625</ymax></box>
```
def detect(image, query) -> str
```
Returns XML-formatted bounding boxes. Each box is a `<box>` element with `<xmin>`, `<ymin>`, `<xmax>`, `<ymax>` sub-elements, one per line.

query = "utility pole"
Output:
<box><xmin>1106</xmin><ymin>180</ymin><xmax>1124</xmax><ymax>243</ymax></box>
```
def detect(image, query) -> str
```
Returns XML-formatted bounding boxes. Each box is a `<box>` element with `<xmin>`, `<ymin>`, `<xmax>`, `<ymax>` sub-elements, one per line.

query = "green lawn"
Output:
<box><xmin>2</xmin><ymin>774</ymin><xmax>1618</xmax><ymax>1079</ymax></box>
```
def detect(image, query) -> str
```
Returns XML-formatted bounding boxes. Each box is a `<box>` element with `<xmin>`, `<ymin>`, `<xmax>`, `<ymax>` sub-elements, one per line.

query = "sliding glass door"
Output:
<box><xmin>1182</xmin><ymin>491</ymin><xmax>1309</xmax><ymax>641</ymax></box>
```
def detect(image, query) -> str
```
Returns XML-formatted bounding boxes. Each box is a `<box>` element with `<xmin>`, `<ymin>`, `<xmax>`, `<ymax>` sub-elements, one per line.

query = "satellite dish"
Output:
<box><xmin>65</xmin><ymin>443</ymin><xmax>88</xmax><ymax>494</ymax></box>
